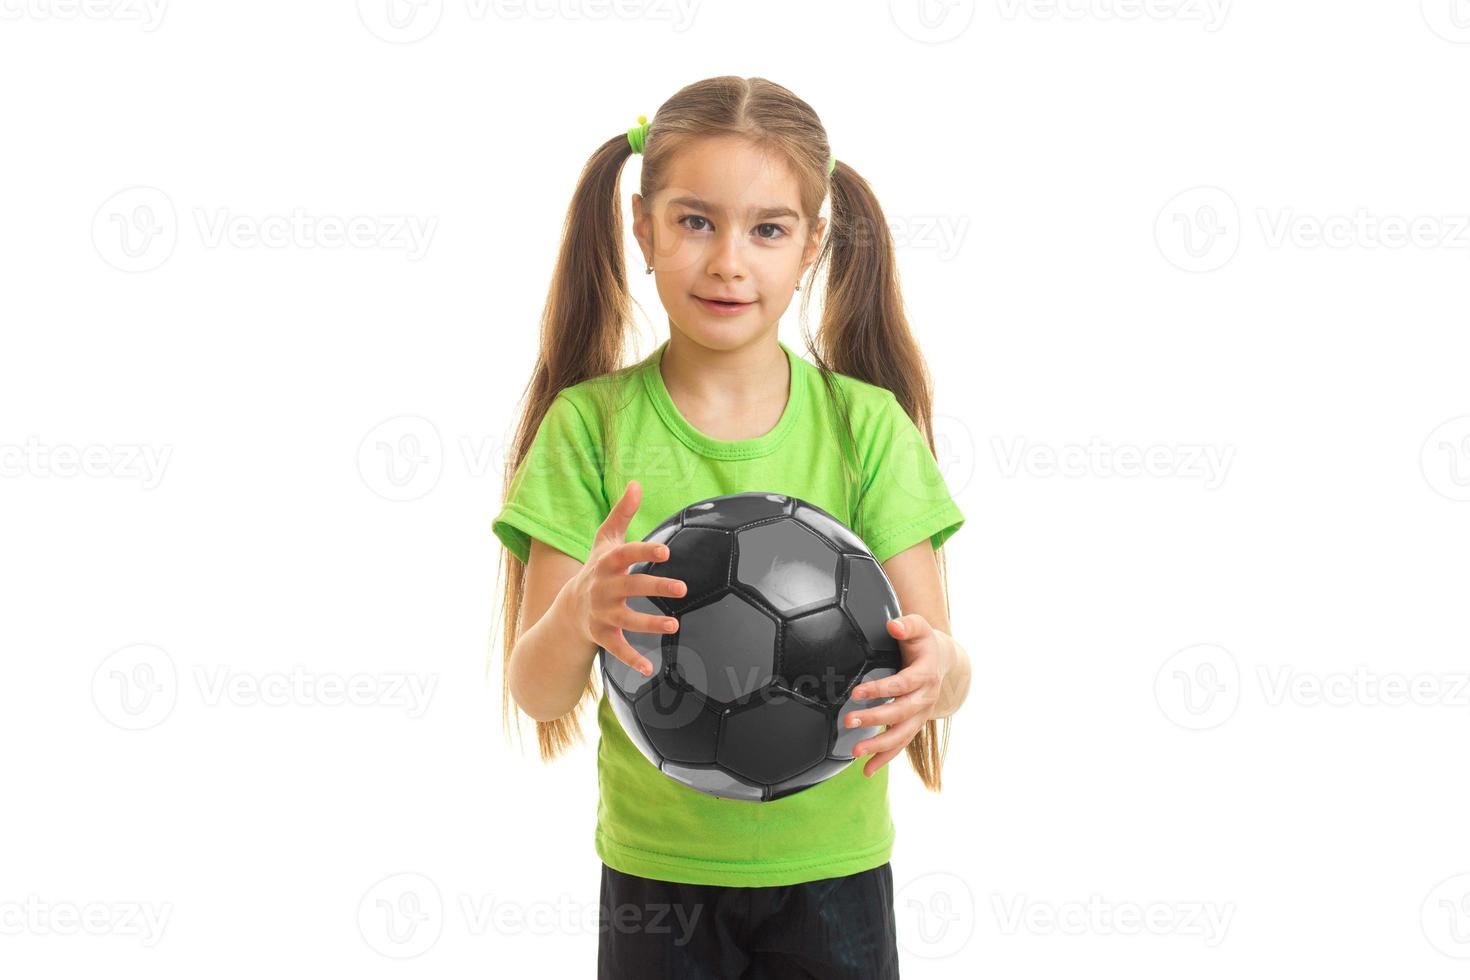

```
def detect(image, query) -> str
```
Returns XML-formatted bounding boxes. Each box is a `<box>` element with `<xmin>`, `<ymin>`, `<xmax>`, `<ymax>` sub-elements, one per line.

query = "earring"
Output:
<box><xmin>794</xmin><ymin>283</ymin><xmax>801</xmax><ymax>292</ymax></box>
<box><xmin>645</xmin><ymin>263</ymin><xmax>652</xmax><ymax>274</ymax></box>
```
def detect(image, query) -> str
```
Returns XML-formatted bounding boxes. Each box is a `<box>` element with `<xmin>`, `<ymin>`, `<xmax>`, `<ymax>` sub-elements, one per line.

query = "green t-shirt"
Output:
<box><xmin>492</xmin><ymin>338</ymin><xmax>964</xmax><ymax>887</ymax></box>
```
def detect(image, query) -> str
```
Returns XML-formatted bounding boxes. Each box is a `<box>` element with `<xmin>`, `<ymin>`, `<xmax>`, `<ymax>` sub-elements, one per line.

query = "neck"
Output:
<box><xmin>660</xmin><ymin>327</ymin><xmax>789</xmax><ymax>409</ymax></box>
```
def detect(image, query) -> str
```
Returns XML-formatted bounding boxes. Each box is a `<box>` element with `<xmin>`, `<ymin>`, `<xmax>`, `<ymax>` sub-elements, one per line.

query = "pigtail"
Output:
<box><xmin>496</xmin><ymin>134</ymin><xmax>643</xmax><ymax>762</ymax></box>
<box><xmin>802</xmin><ymin>160</ymin><xmax>956</xmax><ymax>793</ymax></box>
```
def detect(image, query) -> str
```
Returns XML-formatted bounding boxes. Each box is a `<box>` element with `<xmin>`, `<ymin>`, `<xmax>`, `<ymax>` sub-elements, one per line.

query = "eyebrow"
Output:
<box><xmin>666</xmin><ymin>196</ymin><xmax>800</xmax><ymax>222</ymax></box>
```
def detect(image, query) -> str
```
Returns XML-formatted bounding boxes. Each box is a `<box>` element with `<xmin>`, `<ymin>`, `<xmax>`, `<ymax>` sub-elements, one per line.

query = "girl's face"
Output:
<box><xmin>633</xmin><ymin>136</ymin><xmax>826</xmax><ymax>351</ymax></box>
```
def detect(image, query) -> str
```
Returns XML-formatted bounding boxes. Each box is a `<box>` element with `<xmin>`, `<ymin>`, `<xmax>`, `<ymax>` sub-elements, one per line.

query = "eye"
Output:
<box><xmin>755</xmin><ymin>223</ymin><xmax>787</xmax><ymax>240</ymax></box>
<box><xmin>678</xmin><ymin>215</ymin><xmax>712</xmax><ymax>232</ymax></box>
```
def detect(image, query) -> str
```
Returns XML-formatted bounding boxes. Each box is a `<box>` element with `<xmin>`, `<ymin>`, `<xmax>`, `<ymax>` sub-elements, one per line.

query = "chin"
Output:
<box><xmin>675</xmin><ymin>318</ymin><xmax>769</xmax><ymax>352</ymax></box>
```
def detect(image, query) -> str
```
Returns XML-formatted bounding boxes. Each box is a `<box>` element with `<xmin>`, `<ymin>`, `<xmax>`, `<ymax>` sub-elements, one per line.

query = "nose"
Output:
<box><xmin>704</xmin><ymin>225</ymin><xmax>747</xmax><ymax>282</ymax></box>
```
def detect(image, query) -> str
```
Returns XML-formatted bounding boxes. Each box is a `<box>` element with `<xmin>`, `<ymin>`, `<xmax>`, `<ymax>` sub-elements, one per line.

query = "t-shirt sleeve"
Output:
<box><xmin>491</xmin><ymin>392</ymin><xmax>608</xmax><ymax>565</ymax></box>
<box><xmin>855</xmin><ymin>390</ymin><xmax>966</xmax><ymax>565</ymax></box>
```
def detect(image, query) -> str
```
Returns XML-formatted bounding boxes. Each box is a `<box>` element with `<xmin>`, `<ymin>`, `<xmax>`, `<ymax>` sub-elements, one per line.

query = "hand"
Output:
<box><xmin>847</xmin><ymin>613</ymin><xmax>951</xmax><ymax>778</ymax></box>
<box><xmin>560</xmin><ymin>479</ymin><xmax>688</xmax><ymax>677</ymax></box>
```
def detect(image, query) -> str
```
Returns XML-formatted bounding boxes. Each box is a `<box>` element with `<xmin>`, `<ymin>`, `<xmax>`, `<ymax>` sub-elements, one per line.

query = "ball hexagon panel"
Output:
<box><xmin>793</xmin><ymin>501</ymin><xmax>869</xmax><ymax>557</ymax></box>
<box><xmin>636</xmin><ymin>526</ymin><xmax>732</xmax><ymax>614</ymax></box>
<box><xmin>661</xmin><ymin>762</ymin><xmax>764</xmax><ymax>802</ymax></box>
<box><xmin>829</xmin><ymin>666</ymin><xmax>898</xmax><ymax>761</ymax></box>
<box><xmin>779</xmin><ymin>605</ymin><xmax>867</xmax><ymax>705</ymax></box>
<box><xmin>600</xmin><ymin>596</ymin><xmax>665</xmax><ymax>701</ymax></box>
<box><xmin>684</xmin><ymin>492</ymin><xmax>790</xmax><ymax>530</ymax></box>
<box><xmin>716</xmin><ymin>689</ymin><xmax>831</xmax><ymax>786</ymax></box>
<box><xmin>735</xmin><ymin>519</ymin><xmax>840</xmax><ymax>617</ymax></box>
<box><xmin>634</xmin><ymin>681</ymin><xmax>721</xmax><ymax>765</ymax></box>
<box><xmin>843</xmin><ymin>555</ymin><xmax>902</xmax><ymax>657</ymax></box>
<box><xmin>676</xmin><ymin>592</ymin><xmax>777</xmax><ymax>704</ymax></box>
<box><xmin>767</xmin><ymin>756</ymin><xmax>853</xmax><ymax>802</ymax></box>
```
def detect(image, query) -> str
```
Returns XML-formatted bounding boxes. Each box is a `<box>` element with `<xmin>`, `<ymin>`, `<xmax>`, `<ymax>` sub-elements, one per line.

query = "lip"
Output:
<box><xmin>695</xmin><ymin>296</ymin><xmax>755</xmax><ymax>315</ymax></box>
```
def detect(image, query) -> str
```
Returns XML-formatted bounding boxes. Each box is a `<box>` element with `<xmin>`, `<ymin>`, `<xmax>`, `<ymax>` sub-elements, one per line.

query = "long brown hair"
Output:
<box><xmin>496</xmin><ymin>75</ymin><xmax>955</xmax><ymax>790</ymax></box>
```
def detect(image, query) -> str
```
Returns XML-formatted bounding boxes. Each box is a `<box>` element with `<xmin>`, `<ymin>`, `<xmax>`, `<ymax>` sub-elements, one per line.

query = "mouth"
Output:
<box><xmin>695</xmin><ymin>296</ymin><xmax>755</xmax><ymax>314</ymax></box>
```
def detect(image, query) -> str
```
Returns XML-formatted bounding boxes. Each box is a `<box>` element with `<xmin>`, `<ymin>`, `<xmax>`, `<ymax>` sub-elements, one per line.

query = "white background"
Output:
<box><xmin>3</xmin><ymin>1</ymin><xmax>1470</xmax><ymax>977</ymax></box>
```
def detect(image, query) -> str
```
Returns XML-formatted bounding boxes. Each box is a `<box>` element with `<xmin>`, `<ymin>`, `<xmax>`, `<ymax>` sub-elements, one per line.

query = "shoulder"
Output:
<box><xmin>803</xmin><ymin>359</ymin><xmax>902</xmax><ymax>432</ymax></box>
<box><xmin>546</xmin><ymin>360</ymin><xmax>646</xmax><ymax>432</ymax></box>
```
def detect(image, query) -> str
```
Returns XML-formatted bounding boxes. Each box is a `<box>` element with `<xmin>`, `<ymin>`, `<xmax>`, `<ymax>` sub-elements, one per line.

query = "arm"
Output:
<box><xmin>846</xmin><ymin>538</ymin><xmax>972</xmax><ymax>776</ymax></box>
<box><xmin>879</xmin><ymin>538</ymin><xmax>971</xmax><ymax>719</ymax></box>
<box><xmin>507</xmin><ymin>538</ymin><xmax>598</xmax><ymax>723</ymax></box>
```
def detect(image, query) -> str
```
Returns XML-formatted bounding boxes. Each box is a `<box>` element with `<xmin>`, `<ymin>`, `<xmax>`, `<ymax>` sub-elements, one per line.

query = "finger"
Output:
<box><xmin>605</xmin><ymin>539</ymin><xmax>669</xmax><ymax>571</ymax></box>
<box><xmin>853</xmin><ymin>714</ymin><xmax>925</xmax><ymax>763</ymax></box>
<box><xmin>886</xmin><ymin>612</ymin><xmax>932</xmax><ymax>642</ymax></box>
<box><xmin>596</xmin><ymin>479</ymin><xmax>641</xmax><ymax>545</ymax></box>
<box><xmin>853</xmin><ymin>665</ymin><xmax>929</xmax><ymax>701</ymax></box>
<box><xmin>618</xmin><ymin>606</ymin><xmax>680</xmax><ymax>635</ymax></box>
<box><xmin>843</xmin><ymin>688</ymin><xmax>930</xmax><ymax>730</ymax></box>
<box><xmin>620</xmin><ymin>573</ymin><xmax>687</xmax><ymax>600</ymax></box>
<box><xmin>862</xmin><ymin>743</ymin><xmax>907</xmax><ymax>778</ymax></box>
<box><xmin>599</xmin><ymin>628</ymin><xmax>655</xmax><ymax>677</ymax></box>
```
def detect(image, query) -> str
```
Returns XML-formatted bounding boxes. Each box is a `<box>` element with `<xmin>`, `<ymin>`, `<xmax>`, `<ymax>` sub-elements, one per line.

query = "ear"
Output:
<box><xmin>803</xmin><ymin>216</ymin><xmax>827</xmax><ymax>267</ymax></box>
<box><xmin>631</xmin><ymin>193</ymin><xmax>651</xmax><ymax>267</ymax></box>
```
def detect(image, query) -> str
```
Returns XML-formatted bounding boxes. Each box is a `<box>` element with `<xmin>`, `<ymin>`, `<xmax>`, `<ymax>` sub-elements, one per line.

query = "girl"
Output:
<box><xmin>493</xmin><ymin>76</ymin><xmax>971</xmax><ymax>979</ymax></box>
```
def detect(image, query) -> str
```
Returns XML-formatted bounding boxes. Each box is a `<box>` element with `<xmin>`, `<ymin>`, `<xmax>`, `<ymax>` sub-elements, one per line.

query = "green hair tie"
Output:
<box><xmin>626</xmin><ymin>112</ymin><xmax>837</xmax><ymax>177</ymax></box>
<box><xmin>627</xmin><ymin>114</ymin><xmax>649</xmax><ymax>154</ymax></box>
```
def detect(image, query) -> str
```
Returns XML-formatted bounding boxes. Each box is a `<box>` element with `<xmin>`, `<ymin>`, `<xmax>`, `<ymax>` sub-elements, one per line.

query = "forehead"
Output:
<box><xmin>657</xmin><ymin>136</ymin><xmax>802</xmax><ymax>216</ymax></box>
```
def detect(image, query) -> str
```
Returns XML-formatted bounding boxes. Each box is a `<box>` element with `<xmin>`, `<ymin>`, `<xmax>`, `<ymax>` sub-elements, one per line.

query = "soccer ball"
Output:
<box><xmin>598</xmin><ymin>491</ymin><xmax>903</xmax><ymax>802</ymax></box>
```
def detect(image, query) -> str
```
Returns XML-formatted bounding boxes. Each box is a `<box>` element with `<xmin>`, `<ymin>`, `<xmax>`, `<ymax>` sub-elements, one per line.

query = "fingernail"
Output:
<box><xmin>848</xmin><ymin>716</ymin><xmax>861</xmax><ymax>728</ymax></box>
<box><xmin>891</xmin><ymin>619</ymin><xmax>906</xmax><ymax>634</ymax></box>
<box><xmin>657</xmin><ymin>546</ymin><xmax>669</xmax><ymax>559</ymax></box>
<box><xmin>665</xmin><ymin>619</ymin><xmax>678</xmax><ymax>631</ymax></box>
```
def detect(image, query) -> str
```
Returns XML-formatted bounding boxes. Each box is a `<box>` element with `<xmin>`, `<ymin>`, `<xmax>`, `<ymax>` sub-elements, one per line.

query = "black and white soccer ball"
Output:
<box><xmin>598</xmin><ymin>491</ymin><xmax>903</xmax><ymax>803</ymax></box>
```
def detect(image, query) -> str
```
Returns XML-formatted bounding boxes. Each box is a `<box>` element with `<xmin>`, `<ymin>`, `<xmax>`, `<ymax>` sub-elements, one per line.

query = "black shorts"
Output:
<box><xmin>596</xmin><ymin>861</ymin><xmax>899</xmax><ymax>979</ymax></box>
